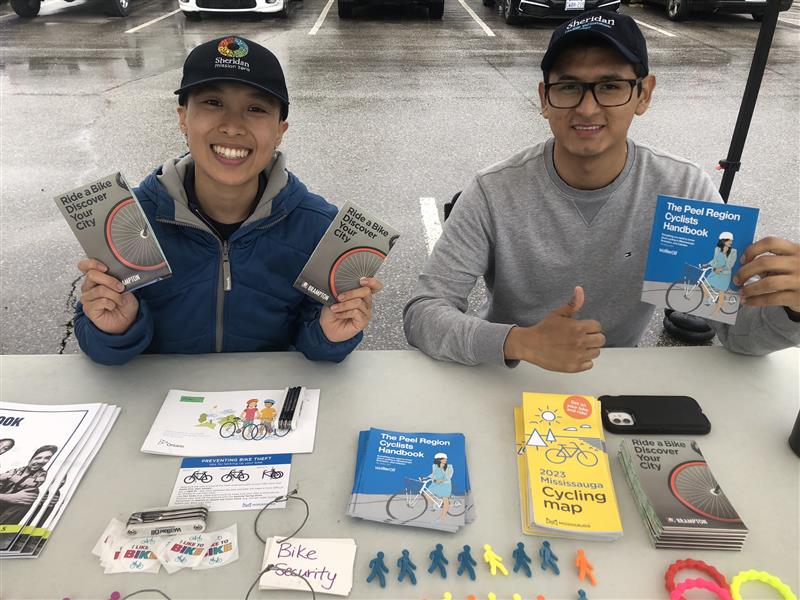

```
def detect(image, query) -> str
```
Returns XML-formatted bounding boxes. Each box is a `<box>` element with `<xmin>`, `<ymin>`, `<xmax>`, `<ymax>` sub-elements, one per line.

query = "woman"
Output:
<box><xmin>426</xmin><ymin>452</ymin><xmax>453</xmax><ymax>522</ymax></box>
<box><xmin>705</xmin><ymin>232</ymin><xmax>737</xmax><ymax>314</ymax></box>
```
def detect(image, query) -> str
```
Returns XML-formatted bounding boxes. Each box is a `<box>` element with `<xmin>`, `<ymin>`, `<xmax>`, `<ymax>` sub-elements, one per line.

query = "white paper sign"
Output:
<box><xmin>168</xmin><ymin>454</ymin><xmax>291</xmax><ymax>512</ymax></box>
<box><xmin>259</xmin><ymin>538</ymin><xmax>356</xmax><ymax>596</ymax></box>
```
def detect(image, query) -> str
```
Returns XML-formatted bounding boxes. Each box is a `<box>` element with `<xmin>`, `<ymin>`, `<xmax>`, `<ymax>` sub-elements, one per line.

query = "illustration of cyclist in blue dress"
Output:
<box><xmin>427</xmin><ymin>452</ymin><xmax>453</xmax><ymax>522</ymax></box>
<box><xmin>705</xmin><ymin>232</ymin><xmax>737</xmax><ymax>314</ymax></box>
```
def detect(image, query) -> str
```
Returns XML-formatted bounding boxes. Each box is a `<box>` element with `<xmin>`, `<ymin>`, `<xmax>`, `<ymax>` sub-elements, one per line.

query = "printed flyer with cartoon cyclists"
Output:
<box><xmin>140</xmin><ymin>389</ymin><xmax>319</xmax><ymax>457</ymax></box>
<box><xmin>347</xmin><ymin>427</ymin><xmax>474</xmax><ymax>533</ymax></box>
<box><xmin>641</xmin><ymin>195</ymin><xmax>759</xmax><ymax>325</ymax></box>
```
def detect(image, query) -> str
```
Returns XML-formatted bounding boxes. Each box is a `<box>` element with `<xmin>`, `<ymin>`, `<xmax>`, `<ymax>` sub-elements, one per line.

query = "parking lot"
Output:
<box><xmin>1</xmin><ymin>0</ymin><xmax>798</xmax><ymax>355</ymax></box>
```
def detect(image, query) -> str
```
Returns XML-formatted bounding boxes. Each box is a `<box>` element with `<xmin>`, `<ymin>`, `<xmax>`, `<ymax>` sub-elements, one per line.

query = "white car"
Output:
<box><xmin>10</xmin><ymin>0</ymin><xmax>130</xmax><ymax>17</ymax></box>
<box><xmin>179</xmin><ymin>0</ymin><xmax>291</xmax><ymax>19</ymax></box>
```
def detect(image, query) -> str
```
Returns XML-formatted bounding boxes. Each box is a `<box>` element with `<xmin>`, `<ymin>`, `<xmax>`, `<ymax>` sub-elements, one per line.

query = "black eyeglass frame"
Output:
<box><xmin>544</xmin><ymin>78</ymin><xmax>644</xmax><ymax>109</ymax></box>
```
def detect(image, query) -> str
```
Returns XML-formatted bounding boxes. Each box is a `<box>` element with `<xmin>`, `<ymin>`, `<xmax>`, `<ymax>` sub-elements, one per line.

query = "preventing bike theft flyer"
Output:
<box><xmin>293</xmin><ymin>201</ymin><xmax>400</xmax><ymax>306</ymax></box>
<box><xmin>169</xmin><ymin>454</ymin><xmax>292</xmax><ymax>512</ymax></box>
<box><xmin>641</xmin><ymin>195</ymin><xmax>759</xmax><ymax>325</ymax></box>
<box><xmin>140</xmin><ymin>389</ymin><xmax>319</xmax><ymax>457</ymax></box>
<box><xmin>54</xmin><ymin>172</ymin><xmax>172</xmax><ymax>292</ymax></box>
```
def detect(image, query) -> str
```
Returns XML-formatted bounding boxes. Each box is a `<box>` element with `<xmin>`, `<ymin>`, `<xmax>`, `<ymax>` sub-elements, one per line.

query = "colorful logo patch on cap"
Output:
<box><xmin>218</xmin><ymin>37</ymin><xmax>249</xmax><ymax>59</ymax></box>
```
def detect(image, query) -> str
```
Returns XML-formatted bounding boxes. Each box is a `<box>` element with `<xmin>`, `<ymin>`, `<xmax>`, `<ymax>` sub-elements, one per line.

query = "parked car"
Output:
<box><xmin>337</xmin><ymin>0</ymin><xmax>444</xmax><ymax>19</ymax></box>
<box><xmin>638</xmin><ymin>0</ymin><xmax>792</xmax><ymax>21</ymax></box>
<box><xmin>179</xmin><ymin>0</ymin><xmax>291</xmax><ymax>19</ymax></box>
<box><xmin>489</xmin><ymin>0</ymin><xmax>619</xmax><ymax>24</ymax></box>
<box><xmin>9</xmin><ymin>0</ymin><xmax>130</xmax><ymax>17</ymax></box>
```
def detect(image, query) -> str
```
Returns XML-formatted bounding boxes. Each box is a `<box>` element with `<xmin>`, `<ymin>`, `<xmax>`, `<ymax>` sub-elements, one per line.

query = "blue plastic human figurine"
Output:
<box><xmin>366</xmin><ymin>551</ymin><xmax>389</xmax><ymax>588</ymax></box>
<box><xmin>578</xmin><ymin>590</ymin><xmax>589</xmax><ymax>600</ymax></box>
<box><xmin>512</xmin><ymin>542</ymin><xmax>532</xmax><ymax>577</ymax></box>
<box><xmin>539</xmin><ymin>541</ymin><xmax>560</xmax><ymax>575</ymax></box>
<box><xmin>428</xmin><ymin>543</ymin><xmax>449</xmax><ymax>578</ymax></box>
<box><xmin>397</xmin><ymin>549</ymin><xmax>418</xmax><ymax>585</ymax></box>
<box><xmin>457</xmin><ymin>544</ymin><xmax>477</xmax><ymax>580</ymax></box>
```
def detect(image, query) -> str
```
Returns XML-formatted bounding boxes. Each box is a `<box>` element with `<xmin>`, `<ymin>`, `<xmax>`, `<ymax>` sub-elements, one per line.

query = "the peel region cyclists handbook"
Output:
<box><xmin>346</xmin><ymin>428</ymin><xmax>475</xmax><ymax>532</ymax></box>
<box><xmin>641</xmin><ymin>195</ymin><xmax>759</xmax><ymax>325</ymax></box>
<box><xmin>54</xmin><ymin>172</ymin><xmax>172</xmax><ymax>292</ymax></box>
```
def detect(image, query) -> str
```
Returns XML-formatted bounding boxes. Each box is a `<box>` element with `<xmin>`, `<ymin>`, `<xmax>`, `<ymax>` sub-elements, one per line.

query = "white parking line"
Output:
<box><xmin>125</xmin><ymin>8</ymin><xmax>181</xmax><ymax>33</ymax></box>
<box><xmin>419</xmin><ymin>197</ymin><xmax>443</xmax><ymax>255</ymax></box>
<box><xmin>457</xmin><ymin>0</ymin><xmax>496</xmax><ymax>37</ymax></box>
<box><xmin>309</xmin><ymin>0</ymin><xmax>334</xmax><ymax>34</ymax></box>
<box><xmin>633</xmin><ymin>17</ymin><xmax>677</xmax><ymax>37</ymax></box>
<box><xmin>778</xmin><ymin>14</ymin><xmax>800</xmax><ymax>26</ymax></box>
<box><xmin>0</xmin><ymin>12</ymin><xmax>17</xmax><ymax>20</ymax></box>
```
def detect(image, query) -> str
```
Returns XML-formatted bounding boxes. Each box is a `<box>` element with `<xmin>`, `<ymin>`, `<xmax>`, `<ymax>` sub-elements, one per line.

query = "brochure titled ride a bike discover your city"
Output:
<box><xmin>294</xmin><ymin>201</ymin><xmax>400</xmax><ymax>306</ymax></box>
<box><xmin>54</xmin><ymin>172</ymin><xmax>172</xmax><ymax>292</ymax></box>
<box><xmin>168</xmin><ymin>454</ymin><xmax>292</xmax><ymax>512</ymax></box>
<box><xmin>347</xmin><ymin>428</ymin><xmax>475</xmax><ymax>533</ymax></box>
<box><xmin>0</xmin><ymin>401</ymin><xmax>120</xmax><ymax>559</ymax></box>
<box><xmin>514</xmin><ymin>393</ymin><xmax>623</xmax><ymax>541</ymax></box>
<box><xmin>641</xmin><ymin>195</ymin><xmax>759</xmax><ymax>325</ymax></box>
<box><xmin>141</xmin><ymin>389</ymin><xmax>319</xmax><ymax>457</ymax></box>
<box><xmin>618</xmin><ymin>438</ymin><xmax>748</xmax><ymax>550</ymax></box>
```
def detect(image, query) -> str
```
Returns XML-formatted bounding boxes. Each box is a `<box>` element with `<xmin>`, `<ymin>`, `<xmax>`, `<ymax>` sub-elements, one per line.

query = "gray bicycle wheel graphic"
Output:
<box><xmin>447</xmin><ymin>500</ymin><xmax>466</xmax><ymax>517</ymax></box>
<box><xmin>720</xmin><ymin>295</ymin><xmax>740</xmax><ymax>315</ymax></box>
<box><xmin>105</xmin><ymin>198</ymin><xmax>166</xmax><ymax>270</ymax></box>
<box><xmin>665</xmin><ymin>281</ymin><xmax>703</xmax><ymax>314</ymax></box>
<box><xmin>669</xmin><ymin>461</ymin><xmax>741</xmax><ymax>523</ymax></box>
<box><xmin>386</xmin><ymin>492</ymin><xmax>428</xmax><ymax>523</ymax></box>
<box><xmin>328</xmin><ymin>247</ymin><xmax>385</xmax><ymax>298</ymax></box>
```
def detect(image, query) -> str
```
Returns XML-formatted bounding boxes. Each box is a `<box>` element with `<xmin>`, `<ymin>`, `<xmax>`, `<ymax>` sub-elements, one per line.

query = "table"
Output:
<box><xmin>1</xmin><ymin>348</ymin><xmax>798</xmax><ymax>599</ymax></box>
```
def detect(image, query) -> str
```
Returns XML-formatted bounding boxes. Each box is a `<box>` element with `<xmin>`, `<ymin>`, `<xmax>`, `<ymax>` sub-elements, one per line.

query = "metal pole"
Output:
<box><xmin>717</xmin><ymin>0</ymin><xmax>782</xmax><ymax>202</ymax></box>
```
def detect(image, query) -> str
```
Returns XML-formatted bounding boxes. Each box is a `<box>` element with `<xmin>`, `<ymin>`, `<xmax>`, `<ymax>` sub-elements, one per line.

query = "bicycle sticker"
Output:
<box><xmin>194</xmin><ymin>524</ymin><xmax>238</xmax><ymax>570</ymax></box>
<box><xmin>156</xmin><ymin>532</ymin><xmax>209</xmax><ymax>574</ymax></box>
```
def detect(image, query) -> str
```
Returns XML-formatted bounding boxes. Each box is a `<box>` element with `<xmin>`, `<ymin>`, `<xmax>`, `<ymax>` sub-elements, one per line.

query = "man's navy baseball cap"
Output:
<box><xmin>175</xmin><ymin>36</ymin><xmax>289</xmax><ymax>120</ymax></box>
<box><xmin>541</xmin><ymin>10</ymin><xmax>649</xmax><ymax>77</ymax></box>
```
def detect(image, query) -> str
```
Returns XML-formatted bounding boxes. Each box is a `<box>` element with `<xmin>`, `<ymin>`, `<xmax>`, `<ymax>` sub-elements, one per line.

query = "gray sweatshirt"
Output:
<box><xmin>403</xmin><ymin>139</ymin><xmax>800</xmax><ymax>366</ymax></box>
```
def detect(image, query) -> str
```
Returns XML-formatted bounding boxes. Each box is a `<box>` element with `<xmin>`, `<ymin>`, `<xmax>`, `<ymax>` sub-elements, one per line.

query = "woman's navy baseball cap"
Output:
<box><xmin>175</xmin><ymin>36</ymin><xmax>289</xmax><ymax>120</ymax></box>
<box><xmin>541</xmin><ymin>10</ymin><xmax>649</xmax><ymax>76</ymax></box>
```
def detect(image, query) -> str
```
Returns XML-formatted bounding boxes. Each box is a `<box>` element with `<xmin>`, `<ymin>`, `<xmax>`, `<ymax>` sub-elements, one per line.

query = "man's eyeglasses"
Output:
<box><xmin>544</xmin><ymin>78</ymin><xmax>643</xmax><ymax>109</ymax></box>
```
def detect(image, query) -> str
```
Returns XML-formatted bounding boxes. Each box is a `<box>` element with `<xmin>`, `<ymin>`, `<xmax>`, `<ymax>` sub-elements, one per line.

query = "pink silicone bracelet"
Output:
<box><xmin>671</xmin><ymin>578</ymin><xmax>733</xmax><ymax>600</ymax></box>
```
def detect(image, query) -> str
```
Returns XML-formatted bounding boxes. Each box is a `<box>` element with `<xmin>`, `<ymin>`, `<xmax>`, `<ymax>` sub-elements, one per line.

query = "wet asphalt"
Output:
<box><xmin>0</xmin><ymin>0</ymin><xmax>798</xmax><ymax>355</ymax></box>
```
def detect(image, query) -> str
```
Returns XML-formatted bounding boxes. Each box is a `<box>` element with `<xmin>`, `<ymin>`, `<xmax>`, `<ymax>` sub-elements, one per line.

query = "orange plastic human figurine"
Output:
<box><xmin>537</xmin><ymin>596</ymin><xmax>546</xmax><ymax>600</ymax></box>
<box><xmin>467</xmin><ymin>596</ymin><xmax>477</xmax><ymax>600</ymax></box>
<box><xmin>482</xmin><ymin>544</ymin><xmax>509</xmax><ymax>576</ymax></box>
<box><xmin>575</xmin><ymin>549</ymin><xmax>597</xmax><ymax>586</ymax></box>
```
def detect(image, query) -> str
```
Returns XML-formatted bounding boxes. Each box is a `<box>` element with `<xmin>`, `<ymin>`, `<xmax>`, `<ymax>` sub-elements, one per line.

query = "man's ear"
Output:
<box><xmin>538</xmin><ymin>81</ymin><xmax>549</xmax><ymax>119</ymax></box>
<box><xmin>634</xmin><ymin>74</ymin><xmax>656</xmax><ymax>116</ymax></box>
<box><xmin>177</xmin><ymin>105</ymin><xmax>187</xmax><ymax>134</ymax></box>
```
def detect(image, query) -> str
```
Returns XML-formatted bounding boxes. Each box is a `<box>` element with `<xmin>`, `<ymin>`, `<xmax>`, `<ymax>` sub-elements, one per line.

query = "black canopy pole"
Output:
<box><xmin>717</xmin><ymin>0</ymin><xmax>782</xmax><ymax>203</ymax></box>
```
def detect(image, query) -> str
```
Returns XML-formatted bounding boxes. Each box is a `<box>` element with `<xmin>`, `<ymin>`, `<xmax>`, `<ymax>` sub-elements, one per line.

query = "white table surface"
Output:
<box><xmin>1</xmin><ymin>347</ymin><xmax>798</xmax><ymax>600</ymax></box>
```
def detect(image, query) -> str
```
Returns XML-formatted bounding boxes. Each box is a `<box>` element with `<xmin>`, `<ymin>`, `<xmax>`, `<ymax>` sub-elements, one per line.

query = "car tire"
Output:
<box><xmin>277</xmin><ymin>0</ymin><xmax>291</xmax><ymax>17</ymax></box>
<box><xmin>666</xmin><ymin>0</ymin><xmax>690</xmax><ymax>20</ymax></box>
<box><xmin>109</xmin><ymin>0</ymin><xmax>130</xmax><ymax>17</ymax></box>
<box><xmin>429</xmin><ymin>0</ymin><xmax>443</xmax><ymax>19</ymax></box>
<box><xmin>500</xmin><ymin>0</ymin><xmax>522</xmax><ymax>24</ymax></box>
<box><xmin>10</xmin><ymin>0</ymin><xmax>40</xmax><ymax>17</ymax></box>
<box><xmin>183</xmin><ymin>10</ymin><xmax>202</xmax><ymax>20</ymax></box>
<box><xmin>337</xmin><ymin>0</ymin><xmax>352</xmax><ymax>17</ymax></box>
<box><xmin>751</xmin><ymin>12</ymin><xmax>763</xmax><ymax>20</ymax></box>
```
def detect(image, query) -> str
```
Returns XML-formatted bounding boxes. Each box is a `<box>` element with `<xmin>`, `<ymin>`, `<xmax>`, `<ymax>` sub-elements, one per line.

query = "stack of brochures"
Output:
<box><xmin>514</xmin><ymin>393</ymin><xmax>623</xmax><ymax>541</ymax></box>
<box><xmin>0</xmin><ymin>401</ymin><xmax>120</xmax><ymax>558</ymax></box>
<box><xmin>618</xmin><ymin>438</ymin><xmax>748</xmax><ymax>550</ymax></box>
<box><xmin>346</xmin><ymin>428</ymin><xmax>475</xmax><ymax>532</ymax></box>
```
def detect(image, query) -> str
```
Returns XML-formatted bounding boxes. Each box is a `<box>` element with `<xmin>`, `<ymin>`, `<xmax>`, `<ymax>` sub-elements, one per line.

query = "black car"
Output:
<box><xmin>492</xmin><ymin>0</ymin><xmax>620</xmax><ymax>24</ymax></box>
<box><xmin>644</xmin><ymin>0</ymin><xmax>792</xmax><ymax>21</ymax></box>
<box><xmin>338</xmin><ymin>0</ymin><xmax>444</xmax><ymax>18</ymax></box>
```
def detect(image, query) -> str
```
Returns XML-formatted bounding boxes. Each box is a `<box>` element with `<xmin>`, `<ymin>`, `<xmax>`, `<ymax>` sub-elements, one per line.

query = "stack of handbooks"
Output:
<box><xmin>514</xmin><ymin>393</ymin><xmax>623</xmax><ymax>541</ymax></box>
<box><xmin>346</xmin><ymin>428</ymin><xmax>475</xmax><ymax>532</ymax></box>
<box><xmin>0</xmin><ymin>401</ymin><xmax>120</xmax><ymax>558</ymax></box>
<box><xmin>618</xmin><ymin>438</ymin><xmax>748</xmax><ymax>550</ymax></box>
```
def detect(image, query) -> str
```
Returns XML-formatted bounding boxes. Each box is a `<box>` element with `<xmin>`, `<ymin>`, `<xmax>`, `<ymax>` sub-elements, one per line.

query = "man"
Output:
<box><xmin>403</xmin><ymin>11</ymin><xmax>799</xmax><ymax>372</ymax></box>
<box><xmin>75</xmin><ymin>36</ymin><xmax>381</xmax><ymax>365</ymax></box>
<box><xmin>0</xmin><ymin>445</ymin><xmax>57</xmax><ymax>525</ymax></box>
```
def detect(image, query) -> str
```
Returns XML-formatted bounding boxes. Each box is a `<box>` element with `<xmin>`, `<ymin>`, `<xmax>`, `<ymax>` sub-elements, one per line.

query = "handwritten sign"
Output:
<box><xmin>259</xmin><ymin>537</ymin><xmax>356</xmax><ymax>596</ymax></box>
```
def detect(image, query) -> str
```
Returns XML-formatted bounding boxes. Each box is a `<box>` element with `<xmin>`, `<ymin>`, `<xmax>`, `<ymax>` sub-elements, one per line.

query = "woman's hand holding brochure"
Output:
<box><xmin>320</xmin><ymin>276</ymin><xmax>383</xmax><ymax>342</ymax></box>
